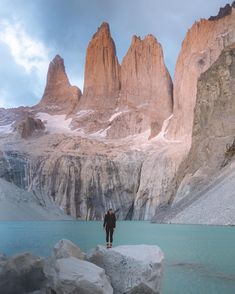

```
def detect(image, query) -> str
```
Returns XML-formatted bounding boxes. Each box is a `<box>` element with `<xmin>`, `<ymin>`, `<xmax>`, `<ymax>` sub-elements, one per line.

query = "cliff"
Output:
<box><xmin>38</xmin><ymin>55</ymin><xmax>81</xmax><ymax>114</ymax></box>
<box><xmin>108</xmin><ymin>35</ymin><xmax>173</xmax><ymax>138</ymax></box>
<box><xmin>80</xmin><ymin>22</ymin><xmax>120</xmax><ymax>112</ymax></box>
<box><xmin>167</xmin><ymin>4</ymin><xmax>235</xmax><ymax>142</ymax></box>
<box><xmin>153</xmin><ymin>44</ymin><xmax>235</xmax><ymax>224</ymax></box>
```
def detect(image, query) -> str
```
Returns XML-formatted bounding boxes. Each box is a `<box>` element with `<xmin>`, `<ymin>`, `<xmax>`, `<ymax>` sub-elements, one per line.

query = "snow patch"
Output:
<box><xmin>0</xmin><ymin>122</ymin><xmax>14</xmax><ymax>134</ymax></box>
<box><xmin>154</xmin><ymin>114</ymin><xmax>173</xmax><ymax>141</ymax></box>
<box><xmin>137</xmin><ymin>103</ymin><xmax>149</xmax><ymax>108</ymax></box>
<box><xmin>108</xmin><ymin>110</ymin><xmax>129</xmax><ymax>122</ymax></box>
<box><xmin>36</xmin><ymin>112</ymin><xmax>74</xmax><ymax>134</ymax></box>
<box><xmin>151</xmin><ymin>114</ymin><xmax>181</xmax><ymax>143</ymax></box>
<box><xmin>90</xmin><ymin>126</ymin><xmax>111</xmax><ymax>139</ymax></box>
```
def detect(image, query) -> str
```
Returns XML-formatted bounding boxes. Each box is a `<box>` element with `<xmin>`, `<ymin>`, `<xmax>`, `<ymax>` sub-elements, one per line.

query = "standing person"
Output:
<box><xmin>103</xmin><ymin>208</ymin><xmax>116</xmax><ymax>248</ymax></box>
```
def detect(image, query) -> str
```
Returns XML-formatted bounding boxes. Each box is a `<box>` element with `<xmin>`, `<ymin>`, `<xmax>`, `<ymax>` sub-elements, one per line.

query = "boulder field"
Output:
<box><xmin>0</xmin><ymin>239</ymin><xmax>164</xmax><ymax>294</ymax></box>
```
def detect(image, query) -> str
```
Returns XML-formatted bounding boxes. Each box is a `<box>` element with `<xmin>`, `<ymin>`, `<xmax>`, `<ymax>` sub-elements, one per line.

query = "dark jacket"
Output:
<box><xmin>103</xmin><ymin>213</ymin><xmax>116</xmax><ymax>229</ymax></box>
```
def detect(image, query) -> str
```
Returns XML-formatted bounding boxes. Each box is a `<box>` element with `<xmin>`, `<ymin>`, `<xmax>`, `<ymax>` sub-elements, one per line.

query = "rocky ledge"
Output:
<box><xmin>0</xmin><ymin>239</ymin><xmax>164</xmax><ymax>294</ymax></box>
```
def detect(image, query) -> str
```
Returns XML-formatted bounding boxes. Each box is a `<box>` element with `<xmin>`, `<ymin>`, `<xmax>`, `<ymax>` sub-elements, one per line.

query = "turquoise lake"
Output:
<box><xmin>0</xmin><ymin>221</ymin><xmax>234</xmax><ymax>294</ymax></box>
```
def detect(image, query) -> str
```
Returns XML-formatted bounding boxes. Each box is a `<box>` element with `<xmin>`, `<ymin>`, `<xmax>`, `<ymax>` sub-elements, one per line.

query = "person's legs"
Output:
<box><xmin>110</xmin><ymin>228</ymin><xmax>114</xmax><ymax>244</ymax></box>
<box><xmin>105</xmin><ymin>227</ymin><xmax>109</xmax><ymax>243</ymax></box>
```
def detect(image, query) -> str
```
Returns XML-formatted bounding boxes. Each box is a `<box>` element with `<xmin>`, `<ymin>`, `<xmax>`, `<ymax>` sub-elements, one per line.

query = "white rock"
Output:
<box><xmin>52</xmin><ymin>239</ymin><xmax>85</xmax><ymax>260</ymax></box>
<box><xmin>86</xmin><ymin>244</ymin><xmax>164</xmax><ymax>294</ymax></box>
<box><xmin>36</xmin><ymin>112</ymin><xmax>74</xmax><ymax>134</ymax></box>
<box><xmin>47</xmin><ymin>256</ymin><xmax>113</xmax><ymax>294</ymax></box>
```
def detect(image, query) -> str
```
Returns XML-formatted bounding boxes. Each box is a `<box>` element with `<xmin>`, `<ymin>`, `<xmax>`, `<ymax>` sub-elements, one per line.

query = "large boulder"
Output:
<box><xmin>52</xmin><ymin>239</ymin><xmax>85</xmax><ymax>260</ymax></box>
<box><xmin>86</xmin><ymin>244</ymin><xmax>164</xmax><ymax>294</ymax></box>
<box><xmin>15</xmin><ymin>116</ymin><xmax>45</xmax><ymax>139</ymax></box>
<box><xmin>45</xmin><ymin>256</ymin><xmax>113</xmax><ymax>294</ymax></box>
<box><xmin>0</xmin><ymin>253</ymin><xmax>47</xmax><ymax>294</ymax></box>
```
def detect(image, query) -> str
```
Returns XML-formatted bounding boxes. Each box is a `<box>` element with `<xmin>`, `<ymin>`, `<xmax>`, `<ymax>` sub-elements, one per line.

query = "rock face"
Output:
<box><xmin>46</xmin><ymin>256</ymin><xmax>113</xmax><ymax>294</ymax></box>
<box><xmin>132</xmin><ymin>143</ymin><xmax>188</xmax><ymax>220</ymax></box>
<box><xmin>0</xmin><ymin>134</ymin><xmax>188</xmax><ymax>220</ymax></box>
<box><xmin>38</xmin><ymin>55</ymin><xmax>82</xmax><ymax>113</ymax></box>
<box><xmin>167</xmin><ymin>4</ymin><xmax>235</xmax><ymax>142</ymax></box>
<box><xmin>174</xmin><ymin>44</ymin><xmax>235</xmax><ymax>202</ymax></box>
<box><xmin>0</xmin><ymin>253</ymin><xmax>46</xmax><ymax>294</ymax></box>
<box><xmin>209</xmin><ymin>1</ymin><xmax>235</xmax><ymax>20</ymax></box>
<box><xmin>184</xmin><ymin>45</ymin><xmax>235</xmax><ymax>174</ymax></box>
<box><xmin>0</xmin><ymin>177</ymin><xmax>73</xmax><ymax>221</ymax></box>
<box><xmin>24</xmin><ymin>149</ymin><xmax>143</xmax><ymax>219</ymax></box>
<box><xmin>15</xmin><ymin>116</ymin><xmax>45</xmax><ymax>138</ymax></box>
<box><xmin>77</xmin><ymin>23</ymin><xmax>172</xmax><ymax>139</ymax></box>
<box><xmin>153</xmin><ymin>45</ymin><xmax>235</xmax><ymax>224</ymax></box>
<box><xmin>86</xmin><ymin>244</ymin><xmax>164</xmax><ymax>294</ymax></box>
<box><xmin>80</xmin><ymin>22</ymin><xmax>120</xmax><ymax>112</ymax></box>
<box><xmin>117</xmin><ymin>35</ymin><xmax>173</xmax><ymax>138</ymax></box>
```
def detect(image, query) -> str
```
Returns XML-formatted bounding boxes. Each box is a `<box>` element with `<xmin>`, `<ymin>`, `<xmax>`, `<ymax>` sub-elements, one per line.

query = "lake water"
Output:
<box><xmin>0</xmin><ymin>221</ymin><xmax>234</xmax><ymax>294</ymax></box>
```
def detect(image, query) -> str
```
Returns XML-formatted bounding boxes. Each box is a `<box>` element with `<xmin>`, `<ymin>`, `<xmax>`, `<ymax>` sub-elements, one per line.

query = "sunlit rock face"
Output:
<box><xmin>37</xmin><ymin>55</ymin><xmax>81</xmax><ymax>114</ymax></box>
<box><xmin>167</xmin><ymin>4</ymin><xmax>235</xmax><ymax>143</ymax></box>
<box><xmin>153</xmin><ymin>44</ymin><xmax>235</xmax><ymax>224</ymax></box>
<box><xmin>174</xmin><ymin>44</ymin><xmax>235</xmax><ymax>203</ymax></box>
<box><xmin>80</xmin><ymin>22</ymin><xmax>120</xmax><ymax>112</ymax></box>
<box><xmin>116</xmin><ymin>34</ymin><xmax>173</xmax><ymax>139</ymax></box>
<box><xmin>77</xmin><ymin>23</ymin><xmax>172</xmax><ymax>139</ymax></box>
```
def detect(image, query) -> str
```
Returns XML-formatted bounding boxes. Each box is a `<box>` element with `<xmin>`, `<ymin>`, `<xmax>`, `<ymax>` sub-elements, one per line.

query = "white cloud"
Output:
<box><xmin>0</xmin><ymin>19</ymin><xmax>50</xmax><ymax>83</ymax></box>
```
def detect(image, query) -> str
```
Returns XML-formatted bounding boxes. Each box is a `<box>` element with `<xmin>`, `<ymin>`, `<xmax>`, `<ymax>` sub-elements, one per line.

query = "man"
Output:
<box><xmin>103</xmin><ymin>208</ymin><xmax>116</xmax><ymax>248</ymax></box>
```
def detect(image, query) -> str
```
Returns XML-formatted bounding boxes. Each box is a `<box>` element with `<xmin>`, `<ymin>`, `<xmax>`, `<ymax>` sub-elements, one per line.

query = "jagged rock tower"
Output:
<box><xmin>38</xmin><ymin>55</ymin><xmax>81</xmax><ymax>113</ymax></box>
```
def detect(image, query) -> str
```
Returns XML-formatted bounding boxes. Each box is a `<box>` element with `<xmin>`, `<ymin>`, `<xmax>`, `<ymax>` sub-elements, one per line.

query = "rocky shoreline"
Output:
<box><xmin>0</xmin><ymin>239</ymin><xmax>164</xmax><ymax>294</ymax></box>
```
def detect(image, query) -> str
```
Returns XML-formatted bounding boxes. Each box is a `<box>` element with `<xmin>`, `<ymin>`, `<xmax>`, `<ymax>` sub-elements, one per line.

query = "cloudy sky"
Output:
<box><xmin>0</xmin><ymin>0</ymin><xmax>231</xmax><ymax>108</ymax></box>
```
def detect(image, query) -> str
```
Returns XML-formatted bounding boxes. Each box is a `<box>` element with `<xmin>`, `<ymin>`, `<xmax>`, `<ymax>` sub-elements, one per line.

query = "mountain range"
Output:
<box><xmin>0</xmin><ymin>2</ymin><xmax>234</xmax><ymax>224</ymax></box>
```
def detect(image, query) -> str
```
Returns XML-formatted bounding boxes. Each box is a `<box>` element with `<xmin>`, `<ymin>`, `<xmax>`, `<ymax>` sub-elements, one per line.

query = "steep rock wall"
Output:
<box><xmin>38</xmin><ymin>55</ymin><xmax>81</xmax><ymax>114</ymax></box>
<box><xmin>80</xmin><ymin>22</ymin><xmax>120</xmax><ymax>112</ymax></box>
<box><xmin>168</xmin><ymin>5</ymin><xmax>235</xmax><ymax>142</ymax></box>
<box><xmin>109</xmin><ymin>35</ymin><xmax>173</xmax><ymax>138</ymax></box>
<box><xmin>173</xmin><ymin>44</ymin><xmax>235</xmax><ymax>204</ymax></box>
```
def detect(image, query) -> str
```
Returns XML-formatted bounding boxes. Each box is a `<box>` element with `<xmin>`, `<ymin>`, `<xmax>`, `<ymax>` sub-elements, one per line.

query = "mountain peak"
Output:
<box><xmin>80</xmin><ymin>20</ymin><xmax>120</xmax><ymax>112</ymax></box>
<box><xmin>49</xmin><ymin>54</ymin><xmax>66</xmax><ymax>72</ymax></box>
<box><xmin>52</xmin><ymin>54</ymin><xmax>63</xmax><ymax>63</ymax></box>
<box><xmin>38</xmin><ymin>55</ymin><xmax>81</xmax><ymax>113</ymax></box>
<box><xmin>208</xmin><ymin>1</ymin><xmax>235</xmax><ymax>21</ymax></box>
<box><xmin>93</xmin><ymin>21</ymin><xmax>111</xmax><ymax>39</ymax></box>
